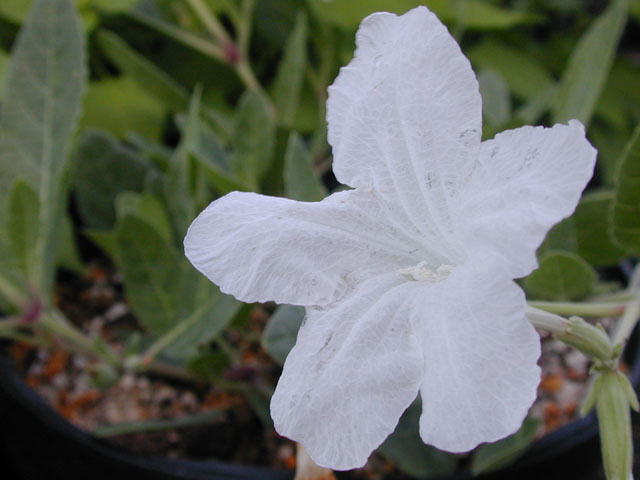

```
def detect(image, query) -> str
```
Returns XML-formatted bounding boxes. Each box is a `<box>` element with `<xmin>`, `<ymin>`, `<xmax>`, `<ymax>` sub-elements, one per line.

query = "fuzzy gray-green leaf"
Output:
<box><xmin>552</xmin><ymin>0</ymin><xmax>627</xmax><ymax>126</ymax></box>
<box><xmin>523</xmin><ymin>251</ymin><xmax>597</xmax><ymax>301</ymax></box>
<box><xmin>612</xmin><ymin>124</ymin><xmax>640</xmax><ymax>254</ymax></box>
<box><xmin>0</xmin><ymin>0</ymin><xmax>86</xmax><ymax>300</ymax></box>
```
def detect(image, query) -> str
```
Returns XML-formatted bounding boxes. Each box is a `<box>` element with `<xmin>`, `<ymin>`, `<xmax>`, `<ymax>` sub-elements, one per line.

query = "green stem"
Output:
<box><xmin>185</xmin><ymin>0</ymin><xmax>232</xmax><ymax>45</ymax></box>
<box><xmin>237</xmin><ymin>0</ymin><xmax>254</xmax><ymax>57</ymax></box>
<box><xmin>612</xmin><ymin>297</ymin><xmax>640</xmax><ymax>347</ymax></box>
<box><xmin>38</xmin><ymin>310</ymin><xmax>120</xmax><ymax>367</ymax></box>
<box><xmin>141</xmin><ymin>306</ymin><xmax>209</xmax><ymax>365</ymax></box>
<box><xmin>526</xmin><ymin>307</ymin><xmax>614</xmax><ymax>362</ymax></box>
<box><xmin>92</xmin><ymin>410</ymin><xmax>223</xmax><ymax>438</ymax></box>
<box><xmin>528</xmin><ymin>300</ymin><xmax>627</xmax><ymax>318</ymax></box>
<box><xmin>127</xmin><ymin>10</ymin><xmax>226</xmax><ymax>61</ymax></box>
<box><xmin>0</xmin><ymin>273</ymin><xmax>27</xmax><ymax>309</ymax></box>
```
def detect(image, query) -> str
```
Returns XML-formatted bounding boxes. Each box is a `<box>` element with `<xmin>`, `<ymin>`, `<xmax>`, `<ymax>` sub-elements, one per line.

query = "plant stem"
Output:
<box><xmin>0</xmin><ymin>273</ymin><xmax>27</xmax><ymax>309</ymax></box>
<box><xmin>38</xmin><ymin>310</ymin><xmax>120</xmax><ymax>367</ymax></box>
<box><xmin>526</xmin><ymin>307</ymin><xmax>614</xmax><ymax>362</ymax></box>
<box><xmin>92</xmin><ymin>410</ymin><xmax>223</xmax><ymax>438</ymax></box>
<box><xmin>612</xmin><ymin>297</ymin><xmax>640</xmax><ymax>347</ymax></box>
<box><xmin>140</xmin><ymin>306</ymin><xmax>208</xmax><ymax>365</ymax></box>
<box><xmin>185</xmin><ymin>0</ymin><xmax>232</xmax><ymax>45</ymax></box>
<box><xmin>127</xmin><ymin>10</ymin><xmax>226</xmax><ymax>62</ymax></box>
<box><xmin>528</xmin><ymin>300</ymin><xmax>627</xmax><ymax>318</ymax></box>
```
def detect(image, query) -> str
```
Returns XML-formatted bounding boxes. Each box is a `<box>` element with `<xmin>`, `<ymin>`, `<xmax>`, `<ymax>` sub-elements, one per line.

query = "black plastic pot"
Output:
<box><xmin>1</xmin><ymin>333</ymin><xmax>639</xmax><ymax>480</ymax></box>
<box><xmin>0</xmin><ymin>354</ymin><xmax>292</xmax><ymax>480</ymax></box>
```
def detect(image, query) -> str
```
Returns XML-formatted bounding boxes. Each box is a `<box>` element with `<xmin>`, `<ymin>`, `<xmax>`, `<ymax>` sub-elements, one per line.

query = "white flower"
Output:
<box><xmin>184</xmin><ymin>6</ymin><xmax>596</xmax><ymax>471</ymax></box>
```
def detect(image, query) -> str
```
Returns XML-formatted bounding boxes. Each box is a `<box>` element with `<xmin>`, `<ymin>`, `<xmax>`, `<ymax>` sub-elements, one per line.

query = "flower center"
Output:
<box><xmin>398</xmin><ymin>262</ymin><xmax>454</xmax><ymax>283</ymax></box>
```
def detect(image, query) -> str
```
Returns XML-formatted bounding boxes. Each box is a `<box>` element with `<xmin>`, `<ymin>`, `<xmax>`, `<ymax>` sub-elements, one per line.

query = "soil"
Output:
<box><xmin>3</xmin><ymin>259</ymin><xmax>618</xmax><ymax>479</ymax></box>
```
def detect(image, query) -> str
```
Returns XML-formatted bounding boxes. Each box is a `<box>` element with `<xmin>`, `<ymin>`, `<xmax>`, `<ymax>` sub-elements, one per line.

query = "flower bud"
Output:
<box><xmin>555</xmin><ymin>316</ymin><xmax>614</xmax><ymax>363</ymax></box>
<box><xmin>596</xmin><ymin>371</ymin><xmax>634</xmax><ymax>480</ymax></box>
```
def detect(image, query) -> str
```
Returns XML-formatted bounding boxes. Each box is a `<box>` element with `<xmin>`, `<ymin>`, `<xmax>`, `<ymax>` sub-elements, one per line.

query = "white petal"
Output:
<box><xmin>326</xmin><ymin>6</ymin><xmax>482</xmax><ymax>263</ymax></box>
<box><xmin>184</xmin><ymin>189</ymin><xmax>425</xmax><ymax>306</ymax></box>
<box><xmin>455</xmin><ymin>120</ymin><xmax>597</xmax><ymax>278</ymax></box>
<box><xmin>418</xmin><ymin>258</ymin><xmax>541</xmax><ymax>452</ymax></box>
<box><xmin>270</xmin><ymin>273</ymin><xmax>426</xmax><ymax>470</ymax></box>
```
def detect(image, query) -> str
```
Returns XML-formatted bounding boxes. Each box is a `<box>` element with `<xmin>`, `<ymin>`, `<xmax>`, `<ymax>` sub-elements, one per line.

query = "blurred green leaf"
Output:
<box><xmin>538</xmin><ymin>217</ymin><xmax>578</xmax><ymax>256</ymax></box>
<box><xmin>305</xmin><ymin>0</ymin><xmax>539</xmax><ymax>31</ymax></box>
<box><xmin>468</xmin><ymin>39</ymin><xmax>553</xmax><ymax>100</ymax></box>
<box><xmin>81</xmin><ymin>76</ymin><xmax>166</xmax><ymax>139</ymax></box>
<box><xmin>478</xmin><ymin>68</ymin><xmax>511</xmax><ymax>130</ymax></box>
<box><xmin>56</xmin><ymin>215</ymin><xmax>84</xmax><ymax>274</ymax></box>
<box><xmin>96</xmin><ymin>30</ymin><xmax>231</xmax><ymax>138</ymax></box>
<box><xmin>262</xmin><ymin>305</ymin><xmax>305</xmax><ymax>365</ymax></box>
<box><xmin>0</xmin><ymin>0</ymin><xmax>139</xmax><ymax>23</ymax></box>
<box><xmin>272</xmin><ymin>12</ymin><xmax>307</xmax><ymax>128</ymax></box>
<box><xmin>74</xmin><ymin>130</ymin><xmax>151</xmax><ymax>230</ymax></box>
<box><xmin>471</xmin><ymin>418</ymin><xmax>540</xmax><ymax>475</ymax></box>
<box><xmin>115</xmin><ymin>192</ymin><xmax>173</xmax><ymax>244</ymax></box>
<box><xmin>378</xmin><ymin>400</ymin><xmax>458</xmax><ymax>478</ymax></box>
<box><xmin>231</xmin><ymin>91</ymin><xmax>275</xmax><ymax>190</ymax></box>
<box><xmin>6</xmin><ymin>180</ymin><xmax>39</xmax><ymax>282</ymax></box>
<box><xmin>114</xmin><ymin>214</ymin><xmax>198</xmax><ymax>335</ymax></box>
<box><xmin>164</xmin><ymin>87</ymin><xmax>200</xmax><ymax>239</ymax></box>
<box><xmin>552</xmin><ymin>0</ymin><xmax>628</xmax><ymax>126</ymax></box>
<box><xmin>0</xmin><ymin>0</ymin><xmax>86</xmax><ymax>301</ymax></box>
<box><xmin>284</xmin><ymin>132</ymin><xmax>326</xmax><ymax>202</ymax></box>
<box><xmin>573</xmin><ymin>191</ymin><xmax>629</xmax><ymax>266</ymax></box>
<box><xmin>612</xmin><ymin>124</ymin><xmax>640</xmax><ymax>254</ymax></box>
<box><xmin>176</xmin><ymin>114</ymin><xmax>246</xmax><ymax>194</ymax></box>
<box><xmin>187</xmin><ymin>350</ymin><xmax>230</xmax><ymax>381</ymax></box>
<box><xmin>591</xmin><ymin>125</ymin><xmax>632</xmax><ymax>186</ymax></box>
<box><xmin>523</xmin><ymin>251</ymin><xmax>597</xmax><ymax>301</ymax></box>
<box><xmin>83</xmin><ymin>228</ymin><xmax>116</xmax><ymax>258</ymax></box>
<box><xmin>90</xmin><ymin>0</ymin><xmax>140</xmax><ymax>13</ymax></box>
<box><xmin>0</xmin><ymin>50</ymin><xmax>7</xmax><ymax>98</ymax></box>
<box><xmin>163</xmin><ymin>291</ymin><xmax>240</xmax><ymax>359</ymax></box>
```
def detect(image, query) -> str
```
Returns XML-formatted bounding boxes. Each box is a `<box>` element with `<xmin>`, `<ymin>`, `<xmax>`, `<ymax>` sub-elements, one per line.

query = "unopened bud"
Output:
<box><xmin>596</xmin><ymin>371</ymin><xmax>634</xmax><ymax>480</ymax></box>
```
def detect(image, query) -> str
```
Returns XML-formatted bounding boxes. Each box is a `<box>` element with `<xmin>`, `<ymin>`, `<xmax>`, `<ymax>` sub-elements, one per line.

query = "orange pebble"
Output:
<box><xmin>43</xmin><ymin>350</ymin><xmax>69</xmax><ymax>379</ymax></box>
<box><xmin>284</xmin><ymin>455</ymin><xmax>296</xmax><ymax>470</ymax></box>
<box><xmin>540</xmin><ymin>373</ymin><xmax>563</xmax><ymax>393</ymax></box>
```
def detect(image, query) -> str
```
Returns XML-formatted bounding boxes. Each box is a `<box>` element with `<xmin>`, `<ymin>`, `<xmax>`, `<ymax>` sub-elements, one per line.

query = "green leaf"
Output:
<box><xmin>187</xmin><ymin>350</ymin><xmax>230</xmax><ymax>381</ymax></box>
<box><xmin>74</xmin><ymin>130</ymin><xmax>152</xmax><ymax>230</ymax></box>
<box><xmin>89</xmin><ymin>0</ymin><xmax>140</xmax><ymax>13</ymax></box>
<box><xmin>164</xmin><ymin>87</ymin><xmax>200</xmax><ymax>239</ymax></box>
<box><xmin>231</xmin><ymin>91</ymin><xmax>275</xmax><ymax>190</ymax></box>
<box><xmin>478</xmin><ymin>68</ymin><xmax>511</xmax><ymax>129</ymax></box>
<box><xmin>467</xmin><ymin>39</ymin><xmax>553</xmax><ymax>100</ymax></box>
<box><xmin>114</xmin><ymin>214</ymin><xmax>198</xmax><ymax>335</ymax></box>
<box><xmin>0</xmin><ymin>0</ymin><xmax>86</xmax><ymax>301</ymax></box>
<box><xmin>471</xmin><ymin>418</ymin><xmax>540</xmax><ymax>475</ymax></box>
<box><xmin>305</xmin><ymin>0</ymin><xmax>539</xmax><ymax>31</ymax></box>
<box><xmin>573</xmin><ymin>191</ymin><xmax>629</xmax><ymax>266</ymax></box>
<box><xmin>538</xmin><ymin>218</ymin><xmax>578</xmax><ymax>256</ymax></box>
<box><xmin>0</xmin><ymin>50</ymin><xmax>8</xmax><ymax>99</ymax></box>
<box><xmin>83</xmin><ymin>228</ymin><xmax>116</xmax><ymax>258</ymax></box>
<box><xmin>552</xmin><ymin>0</ymin><xmax>628</xmax><ymax>126</ymax></box>
<box><xmin>6</xmin><ymin>180</ymin><xmax>40</xmax><ymax>282</ymax></box>
<box><xmin>284</xmin><ymin>132</ymin><xmax>326</xmax><ymax>202</ymax></box>
<box><xmin>271</xmin><ymin>12</ymin><xmax>307</xmax><ymax>128</ymax></box>
<box><xmin>163</xmin><ymin>292</ymin><xmax>240</xmax><ymax>360</ymax></box>
<box><xmin>179</xmin><ymin>114</ymin><xmax>245</xmax><ymax>194</ymax></box>
<box><xmin>591</xmin><ymin>124</ymin><xmax>632</xmax><ymax>186</ymax></box>
<box><xmin>523</xmin><ymin>251</ymin><xmax>597</xmax><ymax>301</ymax></box>
<box><xmin>80</xmin><ymin>76</ymin><xmax>166</xmax><ymax>139</ymax></box>
<box><xmin>115</xmin><ymin>192</ymin><xmax>173</xmax><ymax>244</ymax></box>
<box><xmin>378</xmin><ymin>400</ymin><xmax>458</xmax><ymax>478</ymax></box>
<box><xmin>261</xmin><ymin>305</ymin><xmax>305</xmax><ymax>365</ymax></box>
<box><xmin>56</xmin><ymin>214</ymin><xmax>84</xmax><ymax>274</ymax></box>
<box><xmin>612</xmin><ymin>124</ymin><xmax>640</xmax><ymax>254</ymax></box>
<box><xmin>95</xmin><ymin>30</ymin><xmax>231</xmax><ymax>139</ymax></box>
